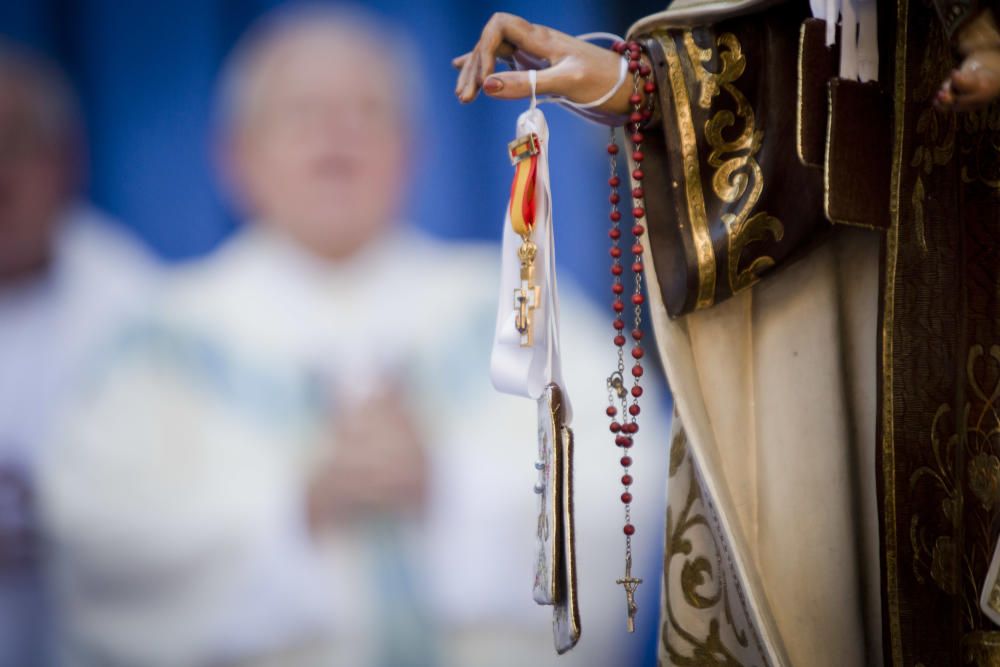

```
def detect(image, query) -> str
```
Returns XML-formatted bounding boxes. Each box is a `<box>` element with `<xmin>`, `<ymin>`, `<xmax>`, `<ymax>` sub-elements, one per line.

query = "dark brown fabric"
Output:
<box><xmin>933</xmin><ymin>0</ymin><xmax>991</xmax><ymax>40</ymax></box>
<box><xmin>878</xmin><ymin>0</ymin><xmax>1000</xmax><ymax>664</ymax></box>
<box><xmin>637</xmin><ymin>4</ymin><xmax>829</xmax><ymax>319</ymax></box>
<box><xmin>797</xmin><ymin>18</ymin><xmax>838</xmax><ymax>168</ymax></box>
<box><xmin>825</xmin><ymin>78</ymin><xmax>892</xmax><ymax>229</ymax></box>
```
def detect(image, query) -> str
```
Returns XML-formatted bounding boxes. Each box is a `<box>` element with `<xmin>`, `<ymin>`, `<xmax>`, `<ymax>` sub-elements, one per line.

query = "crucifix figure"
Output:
<box><xmin>514</xmin><ymin>239</ymin><xmax>540</xmax><ymax>347</ymax></box>
<box><xmin>616</xmin><ymin>556</ymin><xmax>642</xmax><ymax>633</ymax></box>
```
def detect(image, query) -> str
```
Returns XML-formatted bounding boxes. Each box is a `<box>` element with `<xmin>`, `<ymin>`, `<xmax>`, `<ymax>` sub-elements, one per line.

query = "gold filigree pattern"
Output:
<box><xmin>909</xmin><ymin>345</ymin><xmax>1000</xmax><ymax>637</ymax></box>
<box><xmin>660</xmin><ymin>425</ymin><xmax>767</xmax><ymax>667</ymax></box>
<box><xmin>682</xmin><ymin>30</ymin><xmax>784</xmax><ymax>295</ymax></box>
<box><xmin>959</xmin><ymin>107</ymin><xmax>1000</xmax><ymax>191</ymax></box>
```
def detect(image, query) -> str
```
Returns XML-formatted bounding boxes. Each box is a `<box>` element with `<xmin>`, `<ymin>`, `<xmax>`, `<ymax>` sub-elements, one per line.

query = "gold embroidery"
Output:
<box><xmin>682</xmin><ymin>30</ymin><xmax>784</xmax><ymax>294</ymax></box>
<box><xmin>661</xmin><ymin>427</ymin><xmax>766</xmax><ymax>666</ymax></box>
<box><xmin>910</xmin><ymin>106</ymin><xmax>956</xmax><ymax>254</ymax></box>
<box><xmin>963</xmin><ymin>632</ymin><xmax>1000</xmax><ymax>666</ymax></box>
<box><xmin>909</xmin><ymin>345</ymin><xmax>1000</xmax><ymax>639</ymax></box>
<box><xmin>659</xmin><ymin>33</ymin><xmax>717</xmax><ymax>311</ymax></box>
<box><xmin>959</xmin><ymin>107</ymin><xmax>1000</xmax><ymax>190</ymax></box>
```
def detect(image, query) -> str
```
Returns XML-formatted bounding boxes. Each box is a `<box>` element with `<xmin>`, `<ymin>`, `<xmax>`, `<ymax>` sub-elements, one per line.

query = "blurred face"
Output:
<box><xmin>231</xmin><ymin>32</ymin><xmax>409</xmax><ymax>260</ymax></box>
<box><xmin>0</xmin><ymin>77</ymin><xmax>71</xmax><ymax>281</ymax></box>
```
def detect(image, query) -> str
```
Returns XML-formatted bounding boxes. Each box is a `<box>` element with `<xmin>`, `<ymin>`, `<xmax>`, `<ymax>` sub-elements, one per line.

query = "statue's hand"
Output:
<box><xmin>453</xmin><ymin>12</ymin><xmax>632</xmax><ymax>115</ymax></box>
<box><xmin>937</xmin><ymin>10</ymin><xmax>1000</xmax><ymax>111</ymax></box>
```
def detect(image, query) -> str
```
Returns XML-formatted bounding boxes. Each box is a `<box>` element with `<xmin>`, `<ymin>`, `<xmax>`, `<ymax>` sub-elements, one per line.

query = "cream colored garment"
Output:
<box><xmin>650</xmin><ymin>227</ymin><xmax>882</xmax><ymax>666</ymax></box>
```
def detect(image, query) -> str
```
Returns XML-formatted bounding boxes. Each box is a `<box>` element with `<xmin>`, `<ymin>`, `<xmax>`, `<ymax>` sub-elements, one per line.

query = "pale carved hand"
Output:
<box><xmin>452</xmin><ymin>12</ymin><xmax>635</xmax><ymax>115</ymax></box>
<box><xmin>938</xmin><ymin>9</ymin><xmax>1000</xmax><ymax>111</ymax></box>
<box><xmin>307</xmin><ymin>388</ymin><xmax>427</xmax><ymax>531</ymax></box>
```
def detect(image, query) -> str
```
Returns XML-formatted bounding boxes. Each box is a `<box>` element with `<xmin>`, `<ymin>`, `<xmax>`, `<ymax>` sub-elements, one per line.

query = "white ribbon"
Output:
<box><xmin>489</xmin><ymin>99</ymin><xmax>572</xmax><ymax>423</ymax></box>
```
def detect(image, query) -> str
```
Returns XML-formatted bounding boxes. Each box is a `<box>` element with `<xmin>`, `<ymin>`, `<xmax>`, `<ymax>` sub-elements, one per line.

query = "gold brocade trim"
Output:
<box><xmin>658</xmin><ymin>32</ymin><xmax>718</xmax><ymax>311</ymax></box>
<box><xmin>661</xmin><ymin>426</ymin><xmax>766</xmax><ymax>666</ymax></box>
<box><xmin>883</xmin><ymin>0</ymin><xmax>908</xmax><ymax>663</ymax></box>
<box><xmin>682</xmin><ymin>30</ymin><xmax>784</xmax><ymax>295</ymax></box>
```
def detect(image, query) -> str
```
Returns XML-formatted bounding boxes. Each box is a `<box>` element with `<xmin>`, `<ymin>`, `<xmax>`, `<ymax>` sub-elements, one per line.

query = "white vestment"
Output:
<box><xmin>39</xmin><ymin>225</ymin><xmax>670</xmax><ymax>667</ymax></box>
<box><xmin>649</xmin><ymin>226</ymin><xmax>881</xmax><ymax>665</ymax></box>
<box><xmin>0</xmin><ymin>205</ymin><xmax>158</xmax><ymax>667</ymax></box>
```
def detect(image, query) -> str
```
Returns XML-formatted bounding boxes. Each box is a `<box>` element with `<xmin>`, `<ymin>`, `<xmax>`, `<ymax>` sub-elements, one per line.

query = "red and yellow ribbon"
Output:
<box><xmin>508</xmin><ymin>133</ymin><xmax>540</xmax><ymax>237</ymax></box>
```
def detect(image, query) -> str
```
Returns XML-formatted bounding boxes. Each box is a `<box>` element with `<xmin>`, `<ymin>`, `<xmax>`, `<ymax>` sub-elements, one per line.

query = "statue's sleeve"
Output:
<box><xmin>627</xmin><ymin>2</ymin><xmax>890</xmax><ymax>319</ymax></box>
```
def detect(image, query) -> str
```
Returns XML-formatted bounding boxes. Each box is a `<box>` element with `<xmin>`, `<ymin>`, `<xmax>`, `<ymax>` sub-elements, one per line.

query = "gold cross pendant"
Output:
<box><xmin>616</xmin><ymin>558</ymin><xmax>642</xmax><ymax>633</ymax></box>
<box><xmin>514</xmin><ymin>240</ymin><xmax>540</xmax><ymax>347</ymax></box>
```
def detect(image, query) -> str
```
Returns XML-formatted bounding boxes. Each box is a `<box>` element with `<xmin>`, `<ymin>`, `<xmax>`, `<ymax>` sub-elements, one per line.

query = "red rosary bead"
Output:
<box><xmin>639</xmin><ymin>63</ymin><xmax>652</xmax><ymax>77</ymax></box>
<box><xmin>629</xmin><ymin>404</ymin><xmax>641</xmax><ymax>416</ymax></box>
<box><xmin>613</xmin><ymin>318</ymin><xmax>625</xmax><ymax>330</ymax></box>
<box><xmin>622</xmin><ymin>474</ymin><xmax>633</xmax><ymax>486</ymax></box>
<box><xmin>610</xmin><ymin>421</ymin><xmax>621</xmax><ymax>433</ymax></box>
<box><xmin>632</xmin><ymin>169</ymin><xmax>644</xmax><ymax>180</ymax></box>
<box><xmin>632</xmin><ymin>365</ymin><xmax>644</xmax><ymax>377</ymax></box>
<box><xmin>613</xmin><ymin>299</ymin><xmax>624</xmax><ymax>312</ymax></box>
<box><xmin>632</xmin><ymin>151</ymin><xmax>644</xmax><ymax>162</ymax></box>
<box><xmin>606</xmin><ymin>406</ymin><xmax>617</xmax><ymax>417</ymax></box>
<box><xmin>631</xmin><ymin>132</ymin><xmax>643</xmax><ymax>144</ymax></box>
<box><xmin>620</xmin><ymin>456</ymin><xmax>633</xmax><ymax>467</ymax></box>
<box><xmin>631</xmin><ymin>244</ymin><xmax>644</xmax><ymax>255</ymax></box>
<box><xmin>632</xmin><ymin>187</ymin><xmax>644</xmax><ymax>198</ymax></box>
<box><xmin>628</xmin><ymin>60</ymin><xmax>639</xmax><ymax>73</ymax></box>
<box><xmin>615</xmin><ymin>435</ymin><xmax>628</xmax><ymax>447</ymax></box>
<box><xmin>632</xmin><ymin>261</ymin><xmax>644</xmax><ymax>273</ymax></box>
<box><xmin>629</xmin><ymin>110</ymin><xmax>642</xmax><ymax>123</ymax></box>
<box><xmin>610</xmin><ymin>192</ymin><xmax>620</xmax><ymax>204</ymax></box>
<box><xmin>632</xmin><ymin>345</ymin><xmax>645</xmax><ymax>357</ymax></box>
<box><xmin>611</xmin><ymin>265</ymin><xmax>623</xmax><ymax>276</ymax></box>
<box><xmin>609</xmin><ymin>228</ymin><xmax>621</xmax><ymax>240</ymax></box>
<box><xmin>644</xmin><ymin>81</ymin><xmax>656</xmax><ymax>94</ymax></box>
<box><xmin>631</xmin><ymin>386</ymin><xmax>644</xmax><ymax>398</ymax></box>
<box><xmin>610</xmin><ymin>210</ymin><xmax>622</xmax><ymax>222</ymax></box>
<box><xmin>632</xmin><ymin>329</ymin><xmax>643</xmax><ymax>340</ymax></box>
<box><xmin>629</xmin><ymin>93</ymin><xmax>642</xmax><ymax>105</ymax></box>
<box><xmin>631</xmin><ymin>293</ymin><xmax>645</xmax><ymax>305</ymax></box>
<box><xmin>633</xmin><ymin>207</ymin><xmax>645</xmax><ymax>219</ymax></box>
<box><xmin>610</xmin><ymin>247</ymin><xmax>622</xmax><ymax>258</ymax></box>
<box><xmin>612</xmin><ymin>283</ymin><xmax>624</xmax><ymax>294</ymax></box>
<box><xmin>632</xmin><ymin>224</ymin><xmax>645</xmax><ymax>236</ymax></box>
<box><xmin>624</xmin><ymin>524</ymin><xmax>636</xmax><ymax>536</ymax></box>
<box><xmin>614</xmin><ymin>335</ymin><xmax>626</xmax><ymax>347</ymax></box>
<box><xmin>621</xmin><ymin>491</ymin><xmax>633</xmax><ymax>503</ymax></box>
<box><xmin>609</xmin><ymin>176</ymin><xmax>620</xmax><ymax>187</ymax></box>
<box><xmin>607</xmin><ymin>143</ymin><xmax>619</xmax><ymax>154</ymax></box>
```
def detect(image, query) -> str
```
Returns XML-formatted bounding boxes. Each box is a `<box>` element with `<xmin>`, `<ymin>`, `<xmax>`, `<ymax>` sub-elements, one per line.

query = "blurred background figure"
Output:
<box><xmin>36</xmin><ymin>5</ymin><xmax>668</xmax><ymax>667</ymax></box>
<box><xmin>0</xmin><ymin>41</ymin><xmax>159</xmax><ymax>667</ymax></box>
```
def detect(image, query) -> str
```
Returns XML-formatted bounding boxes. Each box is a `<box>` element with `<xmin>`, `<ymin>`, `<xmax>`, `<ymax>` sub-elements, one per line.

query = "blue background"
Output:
<box><xmin>0</xmin><ymin>0</ymin><xmax>663</xmax><ymax>301</ymax></box>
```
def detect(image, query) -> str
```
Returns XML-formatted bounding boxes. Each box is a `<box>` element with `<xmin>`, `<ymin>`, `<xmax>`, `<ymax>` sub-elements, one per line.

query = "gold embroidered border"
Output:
<box><xmin>658</xmin><ymin>32</ymin><xmax>717</xmax><ymax>311</ymax></box>
<box><xmin>883</xmin><ymin>0</ymin><xmax>908</xmax><ymax>663</ymax></box>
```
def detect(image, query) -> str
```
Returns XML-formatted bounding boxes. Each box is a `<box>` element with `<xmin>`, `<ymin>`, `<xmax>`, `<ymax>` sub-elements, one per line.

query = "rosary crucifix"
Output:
<box><xmin>616</xmin><ymin>556</ymin><xmax>642</xmax><ymax>633</ymax></box>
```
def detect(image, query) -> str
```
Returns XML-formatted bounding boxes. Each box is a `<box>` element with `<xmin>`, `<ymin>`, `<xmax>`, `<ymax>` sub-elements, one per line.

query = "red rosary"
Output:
<box><xmin>606</xmin><ymin>39</ymin><xmax>654</xmax><ymax>633</ymax></box>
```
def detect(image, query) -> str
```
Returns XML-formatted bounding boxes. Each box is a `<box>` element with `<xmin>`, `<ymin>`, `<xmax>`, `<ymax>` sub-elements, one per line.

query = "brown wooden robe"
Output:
<box><xmin>626</xmin><ymin>0</ymin><xmax>1000</xmax><ymax>663</ymax></box>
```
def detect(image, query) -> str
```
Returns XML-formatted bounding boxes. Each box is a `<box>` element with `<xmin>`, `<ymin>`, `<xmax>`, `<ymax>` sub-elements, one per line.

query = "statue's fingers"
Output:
<box><xmin>457</xmin><ymin>52</ymin><xmax>483</xmax><ymax>103</ymax></box>
<box><xmin>452</xmin><ymin>52</ymin><xmax>471</xmax><ymax>70</ymax></box>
